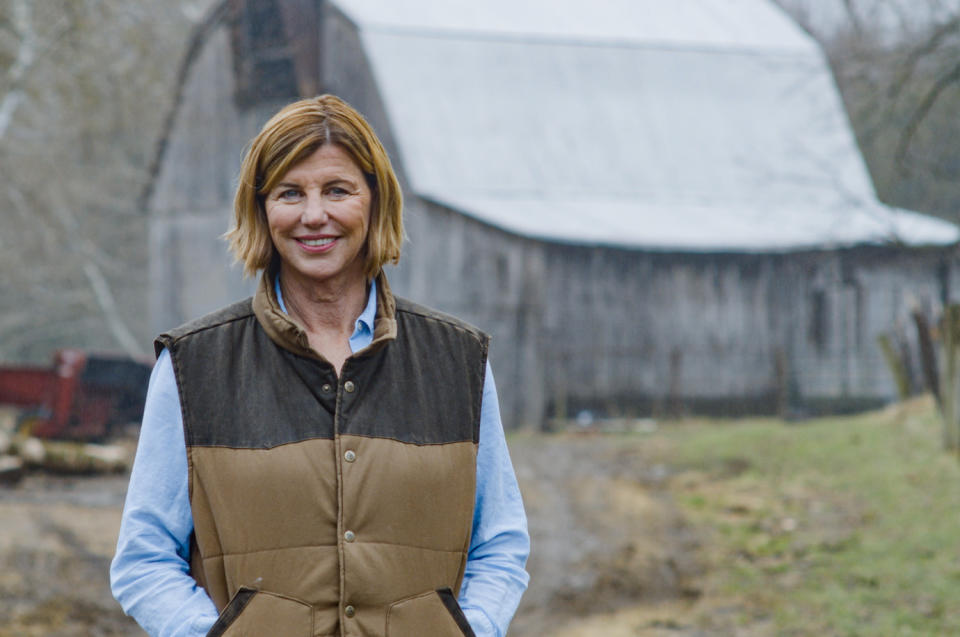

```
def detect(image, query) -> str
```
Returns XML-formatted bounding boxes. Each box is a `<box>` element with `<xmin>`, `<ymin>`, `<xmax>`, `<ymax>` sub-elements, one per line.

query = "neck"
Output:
<box><xmin>278</xmin><ymin>267</ymin><xmax>369</xmax><ymax>337</ymax></box>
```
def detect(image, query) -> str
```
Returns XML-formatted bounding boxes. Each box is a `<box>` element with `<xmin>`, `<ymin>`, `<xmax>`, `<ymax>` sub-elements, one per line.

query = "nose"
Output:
<box><xmin>300</xmin><ymin>191</ymin><xmax>328</xmax><ymax>226</ymax></box>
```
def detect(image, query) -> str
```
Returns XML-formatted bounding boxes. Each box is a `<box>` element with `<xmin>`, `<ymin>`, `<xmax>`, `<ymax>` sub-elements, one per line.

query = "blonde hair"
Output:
<box><xmin>225</xmin><ymin>95</ymin><xmax>404</xmax><ymax>279</ymax></box>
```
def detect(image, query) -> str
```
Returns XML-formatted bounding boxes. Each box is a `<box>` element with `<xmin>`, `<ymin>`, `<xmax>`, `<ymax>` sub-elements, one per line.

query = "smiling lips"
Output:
<box><xmin>296</xmin><ymin>236</ymin><xmax>337</xmax><ymax>251</ymax></box>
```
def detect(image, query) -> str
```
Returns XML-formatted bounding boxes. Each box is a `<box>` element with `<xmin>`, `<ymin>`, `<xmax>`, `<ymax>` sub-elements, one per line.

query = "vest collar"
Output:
<box><xmin>252</xmin><ymin>266</ymin><xmax>398</xmax><ymax>361</ymax></box>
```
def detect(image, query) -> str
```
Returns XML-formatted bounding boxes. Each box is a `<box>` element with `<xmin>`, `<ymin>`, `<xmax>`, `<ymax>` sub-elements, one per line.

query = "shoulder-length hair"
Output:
<box><xmin>225</xmin><ymin>94</ymin><xmax>404</xmax><ymax>279</ymax></box>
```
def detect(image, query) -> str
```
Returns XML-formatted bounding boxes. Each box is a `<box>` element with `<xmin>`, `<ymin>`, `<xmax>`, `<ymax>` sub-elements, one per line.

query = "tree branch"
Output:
<box><xmin>885</xmin><ymin>14</ymin><xmax>960</xmax><ymax>101</ymax></box>
<box><xmin>0</xmin><ymin>0</ymin><xmax>36</xmax><ymax>140</ymax></box>
<box><xmin>894</xmin><ymin>61</ymin><xmax>960</xmax><ymax>174</ymax></box>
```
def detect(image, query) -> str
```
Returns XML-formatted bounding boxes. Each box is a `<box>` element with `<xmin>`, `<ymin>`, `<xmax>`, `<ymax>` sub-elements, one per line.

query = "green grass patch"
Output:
<box><xmin>653</xmin><ymin>398</ymin><xmax>960</xmax><ymax>635</ymax></box>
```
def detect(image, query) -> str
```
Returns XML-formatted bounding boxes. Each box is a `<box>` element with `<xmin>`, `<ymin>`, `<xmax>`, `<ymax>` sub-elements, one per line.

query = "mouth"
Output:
<box><xmin>298</xmin><ymin>237</ymin><xmax>336</xmax><ymax>247</ymax></box>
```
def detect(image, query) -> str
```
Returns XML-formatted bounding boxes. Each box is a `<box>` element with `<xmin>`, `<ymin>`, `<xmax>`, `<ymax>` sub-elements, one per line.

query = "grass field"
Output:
<box><xmin>651</xmin><ymin>396</ymin><xmax>960</xmax><ymax>636</ymax></box>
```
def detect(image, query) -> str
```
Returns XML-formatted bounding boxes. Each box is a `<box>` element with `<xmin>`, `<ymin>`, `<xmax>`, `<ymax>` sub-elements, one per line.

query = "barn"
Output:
<box><xmin>148</xmin><ymin>0</ymin><xmax>960</xmax><ymax>427</ymax></box>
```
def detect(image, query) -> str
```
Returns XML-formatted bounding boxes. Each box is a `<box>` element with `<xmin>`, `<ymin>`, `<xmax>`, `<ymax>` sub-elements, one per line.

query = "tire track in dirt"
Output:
<box><xmin>507</xmin><ymin>432</ymin><xmax>705</xmax><ymax>636</ymax></box>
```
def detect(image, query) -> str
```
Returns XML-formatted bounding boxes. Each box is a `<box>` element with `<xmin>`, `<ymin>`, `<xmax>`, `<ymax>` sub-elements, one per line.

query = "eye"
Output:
<box><xmin>326</xmin><ymin>186</ymin><xmax>350</xmax><ymax>199</ymax></box>
<box><xmin>276</xmin><ymin>188</ymin><xmax>302</xmax><ymax>201</ymax></box>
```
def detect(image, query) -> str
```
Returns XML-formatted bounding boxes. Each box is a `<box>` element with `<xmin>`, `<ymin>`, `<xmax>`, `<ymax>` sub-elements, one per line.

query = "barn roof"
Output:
<box><xmin>332</xmin><ymin>0</ymin><xmax>958</xmax><ymax>250</ymax></box>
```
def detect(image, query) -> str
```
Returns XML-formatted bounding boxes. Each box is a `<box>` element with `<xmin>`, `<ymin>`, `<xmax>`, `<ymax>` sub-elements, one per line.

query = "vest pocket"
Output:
<box><xmin>207</xmin><ymin>586</ymin><xmax>313</xmax><ymax>637</ymax></box>
<box><xmin>385</xmin><ymin>588</ymin><xmax>476</xmax><ymax>637</ymax></box>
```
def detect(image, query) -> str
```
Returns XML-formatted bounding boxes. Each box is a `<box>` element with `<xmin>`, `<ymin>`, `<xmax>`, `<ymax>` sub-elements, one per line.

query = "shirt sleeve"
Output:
<box><xmin>458</xmin><ymin>361</ymin><xmax>531</xmax><ymax>637</ymax></box>
<box><xmin>110</xmin><ymin>349</ymin><xmax>219</xmax><ymax>637</ymax></box>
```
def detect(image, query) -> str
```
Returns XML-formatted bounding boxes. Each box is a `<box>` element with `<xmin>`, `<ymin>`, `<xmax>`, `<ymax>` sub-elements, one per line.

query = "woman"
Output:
<box><xmin>111</xmin><ymin>95</ymin><xmax>529</xmax><ymax>637</ymax></box>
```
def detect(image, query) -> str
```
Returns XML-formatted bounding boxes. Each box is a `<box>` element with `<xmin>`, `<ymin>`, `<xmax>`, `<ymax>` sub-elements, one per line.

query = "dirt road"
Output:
<box><xmin>0</xmin><ymin>430</ymin><xmax>712</xmax><ymax>636</ymax></box>
<box><xmin>508</xmin><ymin>431</ymin><xmax>706</xmax><ymax>636</ymax></box>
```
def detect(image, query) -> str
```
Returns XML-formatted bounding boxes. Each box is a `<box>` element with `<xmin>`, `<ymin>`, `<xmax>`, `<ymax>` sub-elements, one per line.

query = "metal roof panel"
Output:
<box><xmin>331</xmin><ymin>0</ymin><xmax>958</xmax><ymax>248</ymax></box>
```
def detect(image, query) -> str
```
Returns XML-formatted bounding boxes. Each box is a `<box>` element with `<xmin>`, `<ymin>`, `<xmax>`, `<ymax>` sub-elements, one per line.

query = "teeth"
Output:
<box><xmin>301</xmin><ymin>238</ymin><xmax>334</xmax><ymax>247</ymax></box>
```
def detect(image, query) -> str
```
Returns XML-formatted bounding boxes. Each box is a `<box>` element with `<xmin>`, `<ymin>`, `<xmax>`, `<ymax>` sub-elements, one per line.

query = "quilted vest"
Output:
<box><xmin>155</xmin><ymin>273</ymin><xmax>487</xmax><ymax>637</ymax></box>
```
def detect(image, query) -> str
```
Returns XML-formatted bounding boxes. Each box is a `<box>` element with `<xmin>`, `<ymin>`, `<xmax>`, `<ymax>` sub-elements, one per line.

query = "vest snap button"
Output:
<box><xmin>344</xmin><ymin>380</ymin><xmax>356</xmax><ymax>393</ymax></box>
<box><xmin>344</xmin><ymin>605</ymin><xmax>356</xmax><ymax>618</ymax></box>
<box><xmin>344</xmin><ymin>450</ymin><xmax>356</xmax><ymax>462</ymax></box>
<box><xmin>344</xmin><ymin>530</ymin><xmax>356</xmax><ymax>542</ymax></box>
<box><xmin>321</xmin><ymin>383</ymin><xmax>332</xmax><ymax>393</ymax></box>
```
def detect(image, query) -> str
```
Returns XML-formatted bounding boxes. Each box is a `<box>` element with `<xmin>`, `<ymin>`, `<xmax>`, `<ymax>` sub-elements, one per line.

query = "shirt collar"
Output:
<box><xmin>355</xmin><ymin>278</ymin><xmax>378</xmax><ymax>337</ymax></box>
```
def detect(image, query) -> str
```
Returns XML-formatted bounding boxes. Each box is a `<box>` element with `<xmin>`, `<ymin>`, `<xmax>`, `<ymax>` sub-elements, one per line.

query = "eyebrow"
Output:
<box><xmin>272</xmin><ymin>177</ymin><xmax>357</xmax><ymax>190</ymax></box>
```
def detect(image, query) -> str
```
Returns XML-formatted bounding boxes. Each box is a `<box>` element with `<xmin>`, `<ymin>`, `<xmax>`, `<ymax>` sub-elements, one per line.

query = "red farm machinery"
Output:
<box><xmin>0</xmin><ymin>349</ymin><xmax>151</xmax><ymax>441</ymax></box>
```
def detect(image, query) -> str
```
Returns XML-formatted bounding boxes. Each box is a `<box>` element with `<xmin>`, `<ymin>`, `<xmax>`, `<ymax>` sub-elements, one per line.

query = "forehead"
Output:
<box><xmin>281</xmin><ymin>144</ymin><xmax>363</xmax><ymax>181</ymax></box>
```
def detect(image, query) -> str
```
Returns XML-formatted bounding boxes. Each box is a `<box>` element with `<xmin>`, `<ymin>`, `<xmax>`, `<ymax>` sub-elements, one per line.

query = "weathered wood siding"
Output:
<box><xmin>148</xmin><ymin>25</ymin><xmax>281</xmax><ymax>335</ymax></box>
<box><xmin>381</xmin><ymin>195</ymin><xmax>960</xmax><ymax>425</ymax></box>
<box><xmin>536</xmin><ymin>245</ymin><xmax>959</xmax><ymax>420</ymax></box>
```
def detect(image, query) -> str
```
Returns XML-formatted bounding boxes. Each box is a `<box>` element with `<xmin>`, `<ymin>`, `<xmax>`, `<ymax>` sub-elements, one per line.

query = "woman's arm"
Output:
<box><xmin>110</xmin><ymin>349</ymin><xmax>219</xmax><ymax>637</ymax></box>
<box><xmin>458</xmin><ymin>362</ymin><xmax>531</xmax><ymax>637</ymax></box>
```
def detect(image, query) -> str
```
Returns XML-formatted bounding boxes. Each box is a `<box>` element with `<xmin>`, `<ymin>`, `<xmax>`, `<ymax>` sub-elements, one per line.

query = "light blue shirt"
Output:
<box><xmin>110</xmin><ymin>278</ymin><xmax>529</xmax><ymax>637</ymax></box>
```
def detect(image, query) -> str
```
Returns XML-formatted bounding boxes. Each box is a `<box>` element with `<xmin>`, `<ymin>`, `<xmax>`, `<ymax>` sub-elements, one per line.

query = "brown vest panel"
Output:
<box><xmin>157</xmin><ymin>280</ymin><xmax>487</xmax><ymax>637</ymax></box>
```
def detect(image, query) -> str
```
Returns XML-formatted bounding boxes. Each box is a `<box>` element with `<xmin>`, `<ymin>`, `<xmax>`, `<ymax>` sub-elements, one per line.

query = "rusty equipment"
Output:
<box><xmin>0</xmin><ymin>349</ymin><xmax>151</xmax><ymax>440</ymax></box>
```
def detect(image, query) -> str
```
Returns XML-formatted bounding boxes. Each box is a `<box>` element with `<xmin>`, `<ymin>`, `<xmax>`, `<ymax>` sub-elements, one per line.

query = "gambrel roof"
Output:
<box><xmin>332</xmin><ymin>0</ymin><xmax>958</xmax><ymax>249</ymax></box>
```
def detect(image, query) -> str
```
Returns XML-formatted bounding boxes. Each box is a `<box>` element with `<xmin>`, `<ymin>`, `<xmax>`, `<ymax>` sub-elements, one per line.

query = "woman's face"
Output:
<box><xmin>264</xmin><ymin>144</ymin><xmax>372</xmax><ymax>290</ymax></box>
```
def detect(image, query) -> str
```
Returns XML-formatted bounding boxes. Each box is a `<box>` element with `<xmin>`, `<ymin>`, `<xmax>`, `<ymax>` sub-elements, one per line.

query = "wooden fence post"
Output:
<box><xmin>877</xmin><ymin>334</ymin><xmax>912</xmax><ymax>401</ymax></box>
<box><xmin>912</xmin><ymin>311</ymin><xmax>941</xmax><ymax>407</ymax></box>
<box><xmin>939</xmin><ymin>306</ymin><xmax>960</xmax><ymax>452</ymax></box>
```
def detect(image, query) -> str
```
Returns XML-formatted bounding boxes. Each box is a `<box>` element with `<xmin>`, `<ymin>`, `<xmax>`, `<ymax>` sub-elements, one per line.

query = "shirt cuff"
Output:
<box><xmin>462</xmin><ymin>605</ymin><xmax>498</xmax><ymax>637</ymax></box>
<box><xmin>190</xmin><ymin>613</ymin><xmax>218</xmax><ymax>637</ymax></box>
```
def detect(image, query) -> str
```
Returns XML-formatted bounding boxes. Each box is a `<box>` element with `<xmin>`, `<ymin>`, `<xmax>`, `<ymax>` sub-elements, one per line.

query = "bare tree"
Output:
<box><xmin>0</xmin><ymin>0</ymin><xmax>217</xmax><ymax>362</ymax></box>
<box><xmin>776</xmin><ymin>0</ymin><xmax>960</xmax><ymax>221</ymax></box>
<box><xmin>0</xmin><ymin>0</ymin><xmax>36</xmax><ymax>140</ymax></box>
